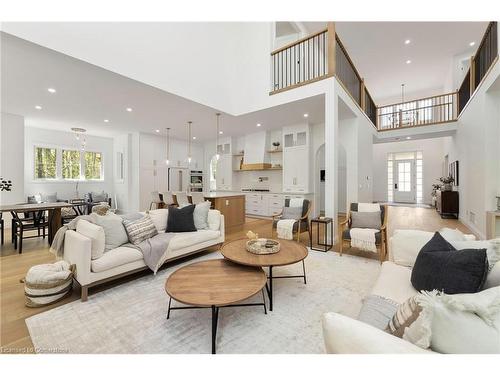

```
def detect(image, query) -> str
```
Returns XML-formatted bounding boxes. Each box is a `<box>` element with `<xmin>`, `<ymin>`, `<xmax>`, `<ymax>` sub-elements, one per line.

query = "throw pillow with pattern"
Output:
<box><xmin>123</xmin><ymin>215</ymin><xmax>158</xmax><ymax>245</ymax></box>
<box><xmin>385</xmin><ymin>295</ymin><xmax>422</xmax><ymax>338</ymax></box>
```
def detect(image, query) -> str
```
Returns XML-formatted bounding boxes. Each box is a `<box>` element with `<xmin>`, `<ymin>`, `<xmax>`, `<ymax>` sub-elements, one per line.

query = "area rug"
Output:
<box><xmin>26</xmin><ymin>251</ymin><xmax>381</xmax><ymax>354</ymax></box>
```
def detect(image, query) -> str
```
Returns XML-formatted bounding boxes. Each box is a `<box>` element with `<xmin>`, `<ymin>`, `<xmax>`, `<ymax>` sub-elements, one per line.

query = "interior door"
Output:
<box><xmin>393</xmin><ymin>160</ymin><xmax>415</xmax><ymax>203</ymax></box>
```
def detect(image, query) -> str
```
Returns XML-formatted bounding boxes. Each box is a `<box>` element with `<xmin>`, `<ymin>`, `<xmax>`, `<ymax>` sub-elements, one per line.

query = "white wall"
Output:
<box><xmin>23</xmin><ymin>127</ymin><xmax>114</xmax><ymax>201</ymax></box>
<box><xmin>0</xmin><ymin>112</ymin><xmax>25</xmax><ymax>227</ymax></box>
<box><xmin>372</xmin><ymin>137</ymin><xmax>450</xmax><ymax>204</ymax></box>
<box><xmin>446</xmin><ymin>63</ymin><xmax>500</xmax><ymax>238</ymax></box>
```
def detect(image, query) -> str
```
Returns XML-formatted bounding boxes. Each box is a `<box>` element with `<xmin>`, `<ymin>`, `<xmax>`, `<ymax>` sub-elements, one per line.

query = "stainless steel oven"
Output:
<box><xmin>189</xmin><ymin>170</ymin><xmax>204</xmax><ymax>192</ymax></box>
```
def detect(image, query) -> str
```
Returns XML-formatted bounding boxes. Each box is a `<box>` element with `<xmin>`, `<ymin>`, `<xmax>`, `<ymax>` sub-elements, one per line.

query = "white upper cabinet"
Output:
<box><xmin>282</xmin><ymin>124</ymin><xmax>310</xmax><ymax>193</ymax></box>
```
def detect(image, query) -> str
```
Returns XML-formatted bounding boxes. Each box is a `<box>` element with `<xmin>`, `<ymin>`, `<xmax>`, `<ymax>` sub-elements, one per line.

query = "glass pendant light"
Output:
<box><xmin>165</xmin><ymin>127</ymin><xmax>170</xmax><ymax>165</ymax></box>
<box><xmin>215</xmin><ymin>113</ymin><xmax>221</xmax><ymax>160</ymax></box>
<box><xmin>187</xmin><ymin>121</ymin><xmax>192</xmax><ymax>165</ymax></box>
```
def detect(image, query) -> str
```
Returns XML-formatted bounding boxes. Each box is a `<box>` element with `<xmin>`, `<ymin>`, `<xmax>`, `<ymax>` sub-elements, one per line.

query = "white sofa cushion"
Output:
<box><xmin>193</xmin><ymin>202</ymin><xmax>211</xmax><ymax>230</ymax></box>
<box><xmin>485</xmin><ymin>262</ymin><xmax>500</xmax><ymax>289</ymax></box>
<box><xmin>76</xmin><ymin>220</ymin><xmax>105</xmax><ymax>259</ymax></box>
<box><xmin>91</xmin><ymin>246</ymin><xmax>143</xmax><ymax>273</ymax></box>
<box><xmin>389</xmin><ymin>230</ymin><xmax>434</xmax><ymax>267</ymax></box>
<box><xmin>148</xmin><ymin>209</ymin><xmax>168</xmax><ymax>232</ymax></box>
<box><xmin>404</xmin><ymin>287</ymin><xmax>500</xmax><ymax>354</ymax></box>
<box><xmin>91</xmin><ymin>212</ymin><xmax>129</xmax><ymax>250</ymax></box>
<box><xmin>371</xmin><ymin>262</ymin><xmax>417</xmax><ymax>304</ymax></box>
<box><xmin>168</xmin><ymin>230</ymin><xmax>221</xmax><ymax>252</ymax></box>
<box><xmin>207</xmin><ymin>209</ymin><xmax>221</xmax><ymax>231</ymax></box>
<box><xmin>322</xmin><ymin>312</ymin><xmax>430</xmax><ymax>354</ymax></box>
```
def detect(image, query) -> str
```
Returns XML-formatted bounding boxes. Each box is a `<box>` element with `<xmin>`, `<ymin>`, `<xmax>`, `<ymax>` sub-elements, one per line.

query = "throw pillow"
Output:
<box><xmin>403</xmin><ymin>287</ymin><xmax>500</xmax><ymax>353</ymax></box>
<box><xmin>76</xmin><ymin>219</ymin><xmax>105</xmax><ymax>259</ymax></box>
<box><xmin>166</xmin><ymin>205</ymin><xmax>197</xmax><ymax>233</ymax></box>
<box><xmin>281</xmin><ymin>206</ymin><xmax>302</xmax><ymax>220</ymax></box>
<box><xmin>385</xmin><ymin>296</ymin><xmax>422</xmax><ymax>338</ymax></box>
<box><xmin>193</xmin><ymin>201</ymin><xmax>211</xmax><ymax>230</ymax></box>
<box><xmin>90</xmin><ymin>212</ymin><xmax>129</xmax><ymax>250</ymax></box>
<box><xmin>439</xmin><ymin>227</ymin><xmax>467</xmax><ymax>242</ymax></box>
<box><xmin>43</xmin><ymin>193</ymin><xmax>58</xmax><ymax>203</ymax></box>
<box><xmin>123</xmin><ymin>215</ymin><xmax>158</xmax><ymax>245</ymax></box>
<box><xmin>91</xmin><ymin>191</ymin><xmax>108</xmax><ymax>203</ymax></box>
<box><xmin>485</xmin><ymin>261</ymin><xmax>500</xmax><ymax>289</ymax></box>
<box><xmin>411</xmin><ymin>232</ymin><xmax>489</xmax><ymax>294</ymax></box>
<box><xmin>357</xmin><ymin>294</ymin><xmax>399</xmax><ymax>330</ymax></box>
<box><xmin>147</xmin><ymin>209</ymin><xmax>168</xmax><ymax>232</ymax></box>
<box><xmin>207</xmin><ymin>209</ymin><xmax>221</xmax><ymax>231</ymax></box>
<box><xmin>351</xmin><ymin>211</ymin><xmax>382</xmax><ymax>229</ymax></box>
<box><xmin>120</xmin><ymin>212</ymin><xmax>144</xmax><ymax>221</ymax></box>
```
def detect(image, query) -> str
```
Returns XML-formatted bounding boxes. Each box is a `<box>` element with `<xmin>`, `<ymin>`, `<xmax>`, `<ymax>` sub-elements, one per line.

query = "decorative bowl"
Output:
<box><xmin>246</xmin><ymin>239</ymin><xmax>280</xmax><ymax>255</ymax></box>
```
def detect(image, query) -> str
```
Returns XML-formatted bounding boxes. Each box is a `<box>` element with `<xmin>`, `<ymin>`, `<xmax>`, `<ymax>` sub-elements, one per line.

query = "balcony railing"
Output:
<box><xmin>458</xmin><ymin>21</ymin><xmax>498</xmax><ymax>115</ymax></box>
<box><xmin>270</xmin><ymin>21</ymin><xmax>498</xmax><ymax>131</ymax></box>
<box><xmin>271</xmin><ymin>28</ymin><xmax>329</xmax><ymax>93</ymax></box>
<box><xmin>377</xmin><ymin>92</ymin><xmax>458</xmax><ymax>131</ymax></box>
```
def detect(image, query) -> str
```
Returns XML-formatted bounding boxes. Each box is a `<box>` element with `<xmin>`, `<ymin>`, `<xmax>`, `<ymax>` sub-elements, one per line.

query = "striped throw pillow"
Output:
<box><xmin>123</xmin><ymin>215</ymin><xmax>158</xmax><ymax>245</ymax></box>
<box><xmin>385</xmin><ymin>295</ymin><xmax>422</xmax><ymax>338</ymax></box>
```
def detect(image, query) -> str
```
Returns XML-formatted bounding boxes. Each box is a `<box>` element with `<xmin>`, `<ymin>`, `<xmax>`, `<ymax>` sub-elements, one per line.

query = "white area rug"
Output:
<box><xmin>26</xmin><ymin>251</ymin><xmax>381</xmax><ymax>354</ymax></box>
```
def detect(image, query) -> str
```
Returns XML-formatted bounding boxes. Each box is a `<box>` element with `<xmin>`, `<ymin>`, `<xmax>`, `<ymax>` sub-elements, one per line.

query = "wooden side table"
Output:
<box><xmin>310</xmin><ymin>217</ymin><xmax>334</xmax><ymax>252</ymax></box>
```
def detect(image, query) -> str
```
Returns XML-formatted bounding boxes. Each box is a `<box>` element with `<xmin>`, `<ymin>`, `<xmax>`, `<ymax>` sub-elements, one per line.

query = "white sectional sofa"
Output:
<box><xmin>64</xmin><ymin>209</ymin><xmax>225</xmax><ymax>301</ymax></box>
<box><xmin>322</xmin><ymin>229</ymin><xmax>500</xmax><ymax>354</ymax></box>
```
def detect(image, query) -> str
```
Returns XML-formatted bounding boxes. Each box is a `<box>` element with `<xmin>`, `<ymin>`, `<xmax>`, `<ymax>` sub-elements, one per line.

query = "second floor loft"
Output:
<box><xmin>270</xmin><ymin>21</ymin><xmax>498</xmax><ymax>132</ymax></box>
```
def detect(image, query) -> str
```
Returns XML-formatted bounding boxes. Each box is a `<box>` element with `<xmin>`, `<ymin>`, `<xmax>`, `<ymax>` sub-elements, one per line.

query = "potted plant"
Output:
<box><xmin>272</xmin><ymin>141</ymin><xmax>280</xmax><ymax>151</ymax></box>
<box><xmin>439</xmin><ymin>176</ymin><xmax>454</xmax><ymax>191</ymax></box>
<box><xmin>0</xmin><ymin>177</ymin><xmax>12</xmax><ymax>191</ymax></box>
<box><xmin>431</xmin><ymin>183</ymin><xmax>441</xmax><ymax>207</ymax></box>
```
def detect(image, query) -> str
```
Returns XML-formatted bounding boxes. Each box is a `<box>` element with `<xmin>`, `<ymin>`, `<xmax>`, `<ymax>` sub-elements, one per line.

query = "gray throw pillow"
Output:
<box><xmin>120</xmin><ymin>212</ymin><xmax>144</xmax><ymax>221</ymax></box>
<box><xmin>43</xmin><ymin>193</ymin><xmax>58</xmax><ymax>203</ymax></box>
<box><xmin>91</xmin><ymin>212</ymin><xmax>129</xmax><ymax>250</ymax></box>
<box><xmin>193</xmin><ymin>201</ymin><xmax>211</xmax><ymax>230</ymax></box>
<box><xmin>91</xmin><ymin>192</ymin><xmax>108</xmax><ymax>202</ymax></box>
<box><xmin>281</xmin><ymin>206</ymin><xmax>302</xmax><ymax>220</ymax></box>
<box><xmin>123</xmin><ymin>215</ymin><xmax>158</xmax><ymax>245</ymax></box>
<box><xmin>351</xmin><ymin>211</ymin><xmax>381</xmax><ymax>229</ymax></box>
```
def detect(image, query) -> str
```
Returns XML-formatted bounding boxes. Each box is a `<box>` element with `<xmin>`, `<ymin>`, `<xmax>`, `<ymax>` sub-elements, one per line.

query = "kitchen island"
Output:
<box><xmin>203</xmin><ymin>192</ymin><xmax>246</xmax><ymax>233</ymax></box>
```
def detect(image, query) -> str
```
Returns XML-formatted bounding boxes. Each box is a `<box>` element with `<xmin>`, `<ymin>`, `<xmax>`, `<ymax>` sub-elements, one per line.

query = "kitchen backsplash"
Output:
<box><xmin>233</xmin><ymin>170</ymin><xmax>282</xmax><ymax>192</ymax></box>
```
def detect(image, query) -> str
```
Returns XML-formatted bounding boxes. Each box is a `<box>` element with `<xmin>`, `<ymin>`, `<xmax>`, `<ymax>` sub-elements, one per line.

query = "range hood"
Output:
<box><xmin>241</xmin><ymin>131</ymin><xmax>272</xmax><ymax>170</ymax></box>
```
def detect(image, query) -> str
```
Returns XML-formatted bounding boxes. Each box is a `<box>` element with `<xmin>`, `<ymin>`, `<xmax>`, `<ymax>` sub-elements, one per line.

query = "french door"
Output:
<box><xmin>393</xmin><ymin>159</ymin><xmax>416</xmax><ymax>203</ymax></box>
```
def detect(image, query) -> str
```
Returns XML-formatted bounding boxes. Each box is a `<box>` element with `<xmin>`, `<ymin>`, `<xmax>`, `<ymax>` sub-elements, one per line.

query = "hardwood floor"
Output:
<box><xmin>0</xmin><ymin>206</ymin><xmax>471</xmax><ymax>352</ymax></box>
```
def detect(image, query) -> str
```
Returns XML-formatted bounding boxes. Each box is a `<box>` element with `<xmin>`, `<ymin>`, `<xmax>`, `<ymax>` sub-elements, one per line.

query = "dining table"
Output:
<box><xmin>0</xmin><ymin>202</ymin><xmax>73</xmax><ymax>245</ymax></box>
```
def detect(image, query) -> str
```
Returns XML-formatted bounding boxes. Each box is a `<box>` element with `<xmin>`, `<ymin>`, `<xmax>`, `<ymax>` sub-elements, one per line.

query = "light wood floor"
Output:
<box><xmin>0</xmin><ymin>206</ymin><xmax>471</xmax><ymax>352</ymax></box>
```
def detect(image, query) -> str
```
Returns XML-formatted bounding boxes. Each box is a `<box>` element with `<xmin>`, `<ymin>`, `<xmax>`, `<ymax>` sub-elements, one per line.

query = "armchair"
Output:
<box><xmin>271</xmin><ymin>198</ymin><xmax>312</xmax><ymax>243</ymax></box>
<box><xmin>339</xmin><ymin>203</ymin><xmax>388</xmax><ymax>263</ymax></box>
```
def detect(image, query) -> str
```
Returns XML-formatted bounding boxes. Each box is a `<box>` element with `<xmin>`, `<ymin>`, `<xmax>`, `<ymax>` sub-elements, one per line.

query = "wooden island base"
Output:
<box><xmin>205</xmin><ymin>193</ymin><xmax>245</xmax><ymax>233</ymax></box>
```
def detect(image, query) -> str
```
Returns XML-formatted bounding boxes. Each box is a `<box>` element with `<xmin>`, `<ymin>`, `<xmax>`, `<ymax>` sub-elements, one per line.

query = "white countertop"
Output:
<box><xmin>203</xmin><ymin>192</ymin><xmax>246</xmax><ymax>198</ymax></box>
<box><xmin>213</xmin><ymin>190</ymin><xmax>313</xmax><ymax>195</ymax></box>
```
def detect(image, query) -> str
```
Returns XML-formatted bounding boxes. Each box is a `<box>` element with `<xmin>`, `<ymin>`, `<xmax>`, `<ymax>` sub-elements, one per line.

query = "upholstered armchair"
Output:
<box><xmin>271</xmin><ymin>199</ymin><xmax>312</xmax><ymax>243</ymax></box>
<box><xmin>339</xmin><ymin>203</ymin><xmax>388</xmax><ymax>263</ymax></box>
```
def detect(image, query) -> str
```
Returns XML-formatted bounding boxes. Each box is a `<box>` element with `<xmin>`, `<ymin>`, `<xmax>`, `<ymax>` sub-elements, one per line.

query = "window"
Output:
<box><xmin>85</xmin><ymin>152</ymin><xmax>102</xmax><ymax>180</ymax></box>
<box><xmin>34</xmin><ymin>147</ymin><xmax>57</xmax><ymax>179</ymax></box>
<box><xmin>62</xmin><ymin>149</ymin><xmax>81</xmax><ymax>179</ymax></box>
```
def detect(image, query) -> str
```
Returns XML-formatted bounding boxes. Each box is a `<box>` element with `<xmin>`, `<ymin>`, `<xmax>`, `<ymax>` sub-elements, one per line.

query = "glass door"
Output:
<box><xmin>393</xmin><ymin>160</ymin><xmax>415</xmax><ymax>203</ymax></box>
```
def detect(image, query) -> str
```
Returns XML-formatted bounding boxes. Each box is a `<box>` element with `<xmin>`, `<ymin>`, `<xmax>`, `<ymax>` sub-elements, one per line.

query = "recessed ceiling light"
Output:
<box><xmin>406</xmin><ymin>136</ymin><xmax>412</xmax><ymax>140</ymax></box>
<box><xmin>219</xmin><ymin>131</ymin><xmax>223</xmax><ymax>135</ymax></box>
<box><xmin>104</xmin><ymin>119</ymin><xmax>109</xmax><ymax>123</ymax></box>
<box><xmin>35</xmin><ymin>105</ymin><xmax>42</xmax><ymax>110</ymax></box>
<box><xmin>303</xmin><ymin>113</ymin><xmax>309</xmax><ymax>118</ymax></box>
<box><xmin>256</xmin><ymin>123</ymin><xmax>261</xmax><ymax>127</ymax></box>
<box><xmin>126</xmin><ymin>107</ymin><xmax>133</xmax><ymax>112</ymax></box>
<box><xmin>155</xmin><ymin>129</ymin><xmax>160</xmax><ymax>133</ymax></box>
<box><xmin>404</xmin><ymin>39</ymin><xmax>411</xmax><ymax>45</ymax></box>
<box><xmin>469</xmin><ymin>41</ymin><xmax>476</xmax><ymax>47</ymax></box>
<box><xmin>47</xmin><ymin>88</ymin><xmax>56</xmax><ymax>93</ymax></box>
<box><xmin>192</xmin><ymin>136</ymin><xmax>197</xmax><ymax>140</ymax></box>
<box><xmin>406</xmin><ymin>60</ymin><xmax>412</xmax><ymax>64</ymax></box>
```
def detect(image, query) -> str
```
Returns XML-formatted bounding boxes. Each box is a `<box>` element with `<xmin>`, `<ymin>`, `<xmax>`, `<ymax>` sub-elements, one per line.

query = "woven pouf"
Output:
<box><xmin>23</xmin><ymin>261</ymin><xmax>75</xmax><ymax>308</ymax></box>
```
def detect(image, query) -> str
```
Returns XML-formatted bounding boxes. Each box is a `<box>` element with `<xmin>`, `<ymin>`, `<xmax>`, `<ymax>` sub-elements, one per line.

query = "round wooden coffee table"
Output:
<box><xmin>221</xmin><ymin>239</ymin><xmax>308</xmax><ymax>311</ymax></box>
<box><xmin>165</xmin><ymin>259</ymin><xmax>267</xmax><ymax>354</ymax></box>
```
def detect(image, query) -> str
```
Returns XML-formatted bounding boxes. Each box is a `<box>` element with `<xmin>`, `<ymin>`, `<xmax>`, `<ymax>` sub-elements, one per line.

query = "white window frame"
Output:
<box><xmin>32</xmin><ymin>143</ymin><xmax>104</xmax><ymax>182</ymax></box>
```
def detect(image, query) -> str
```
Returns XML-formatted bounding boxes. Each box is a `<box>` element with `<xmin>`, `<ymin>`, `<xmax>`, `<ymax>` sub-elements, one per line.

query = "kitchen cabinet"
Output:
<box><xmin>244</xmin><ymin>192</ymin><xmax>313</xmax><ymax>217</ymax></box>
<box><xmin>215</xmin><ymin>154</ymin><xmax>232</xmax><ymax>190</ymax></box>
<box><xmin>282</xmin><ymin>124</ymin><xmax>310</xmax><ymax>193</ymax></box>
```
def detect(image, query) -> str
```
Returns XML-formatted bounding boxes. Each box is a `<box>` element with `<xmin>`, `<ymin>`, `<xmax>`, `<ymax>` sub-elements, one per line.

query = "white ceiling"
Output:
<box><xmin>1</xmin><ymin>33</ymin><xmax>324</xmax><ymax>140</ymax></box>
<box><xmin>301</xmin><ymin>21</ymin><xmax>488</xmax><ymax>102</ymax></box>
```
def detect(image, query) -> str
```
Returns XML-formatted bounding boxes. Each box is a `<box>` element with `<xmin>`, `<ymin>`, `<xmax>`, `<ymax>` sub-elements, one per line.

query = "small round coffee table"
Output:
<box><xmin>221</xmin><ymin>239</ymin><xmax>308</xmax><ymax>311</ymax></box>
<box><xmin>165</xmin><ymin>259</ymin><xmax>267</xmax><ymax>354</ymax></box>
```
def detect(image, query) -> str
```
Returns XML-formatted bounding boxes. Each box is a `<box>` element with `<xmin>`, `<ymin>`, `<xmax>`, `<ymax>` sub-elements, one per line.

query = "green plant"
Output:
<box><xmin>0</xmin><ymin>177</ymin><xmax>12</xmax><ymax>191</ymax></box>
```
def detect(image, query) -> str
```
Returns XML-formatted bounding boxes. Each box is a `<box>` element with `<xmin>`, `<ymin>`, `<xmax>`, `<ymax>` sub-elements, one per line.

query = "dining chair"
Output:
<box><xmin>12</xmin><ymin>209</ymin><xmax>48</xmax><ymax>254</ymax></box>
<box><xmin>174</xmin><ymin>192</ymin><xmax>190</xmax><ymax>207</ymax></box>
<box><xmin>160</xmin><ymin>192</ymin><xmax>175</xmax><ymax>207</ymax></box>
<box><xmin>190</xmin><ymin>192</ymin><xmax>205</xmax><ymax>204</ymax></box>
<box><xmin>149</xmin><ymin>191</ymin><xmax>162</xmax><ymax>210</ymax></box>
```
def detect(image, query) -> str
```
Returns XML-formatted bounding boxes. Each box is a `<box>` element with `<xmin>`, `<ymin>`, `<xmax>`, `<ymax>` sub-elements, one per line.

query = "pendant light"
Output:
<box><xmin>71</xmin><ymin>127</ymin><xmax>87</xmax><ymax>151</ymax></box>
<box><xmin>215</xmin><ymin>113</ymin><xmax>221</xmax><ymax>160</ymax></box>
<box><xmin>165</xmin><ymin>127</ymin><xmax>171</xmax><ymax>165</ymax></box>
<box><xmin>187</xmin><ymin>121</ymin><xmax>192</xmax><ymax>165</ymax></box>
